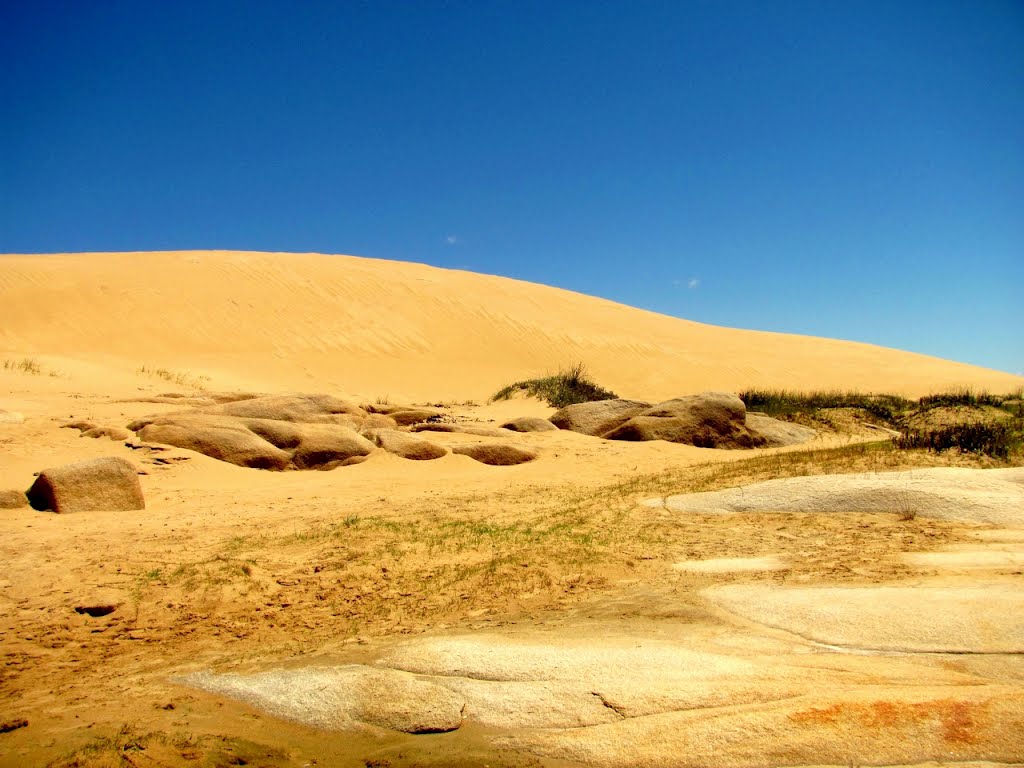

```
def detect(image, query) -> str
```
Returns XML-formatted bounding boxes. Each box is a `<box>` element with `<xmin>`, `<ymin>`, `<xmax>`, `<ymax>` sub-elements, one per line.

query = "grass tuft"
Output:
<box><xmin>893</xmin><ymin>421</ymin><xmax>1021</xmax><ymax>459</ymax></box>
<box><xmin>137</xmin><ymin>364</ymin><xmax>210</xmax><ymax>390</ymax></box>
<box><xmin>2</xmin><ymin>357</ymin><xmax>43</xmax><ymax>375</ymax></box>
<box><xmin>492</xmin><ymin>363</ymin><xmax>618</xmax><ymax>408</ymax></box>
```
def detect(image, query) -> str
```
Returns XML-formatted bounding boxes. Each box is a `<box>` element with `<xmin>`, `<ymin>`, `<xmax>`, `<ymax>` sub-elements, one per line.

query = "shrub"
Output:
<box><xmin>892</xmin><ymin>421</ymin><xmax>1020</xmax><ymax>459</ymax></box>
<box><xmin>917</xmin><ymin>388</ymin><xmax>1003</xmax><ymax>410</ymax></box>
<box><xmin>492</xmin><ymin>363</ymin><xmax>618</xmax><ymax>408</ymax></box>
<box><xmin>737</xmin><ymin>389</ymin><xmax>911</xmax><ymax>422</ymax></box>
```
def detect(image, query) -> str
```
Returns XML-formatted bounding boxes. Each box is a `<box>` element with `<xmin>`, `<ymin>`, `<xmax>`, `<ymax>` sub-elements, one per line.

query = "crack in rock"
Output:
<box><xmin>591</xmin><ymin>691</ymin><xmax>627</xmax><ymax>718</ymax></box>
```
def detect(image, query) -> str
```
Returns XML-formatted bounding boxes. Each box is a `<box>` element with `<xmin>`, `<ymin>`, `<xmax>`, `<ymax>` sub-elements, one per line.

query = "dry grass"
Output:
<box><xmin>137</xmin><ymin>364</ymin><xmax>210</xmax><ymax>390</ymax></box>
<box><xmin>2</xmin><ymin>357</ymin><xmax>60</xmax><ymax>377</ymax></box>
<box><xmin>120</xmin><ymin>437</ymin><xmax>1002</xmax><ymax>648</ymax></box>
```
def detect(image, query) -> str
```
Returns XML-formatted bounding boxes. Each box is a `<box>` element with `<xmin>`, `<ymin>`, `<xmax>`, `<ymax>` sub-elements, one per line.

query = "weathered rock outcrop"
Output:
<box><xmin>501</xmin><ymin>416</ymin><xmax>558</xmax><ymax>433</ymax></box>
<box><xmin>365</xmin><ymin>429</ymin><xmax>448</xmax><ymax>460</ymax></box>
<box><xmin>26</xmin><ymin>457</ymin><xmax>145</xmax><ymax>514</ymax></box>
<box><xmin>212</xmin><ymin>393</ymin><xmax>367</xmax><ymax>424</ymax></box>
<box><xmin>187</xmin><ymin>667</ymin><xmax>464</xmax><ymax>734</ymax></box>
<box><xmin>411</xmin><ymin>423</ymin><xmax>509</xmax><ymax>437</ymax></box>
<box><xmin>0</xmin><ymin>490</ymin><xmax>28</xmax><ymax>509</ymax></box>
<box><xmin>452</xmin><ymin>444</ymin><xmax>537</xmax><ymax>465</ymax></box>
<box><xmin>137</xmin><ymin>415</ymin><xmax>374</xmax><ymax>470</ymax></box>
<box><xmin>138</xmin><ymin>416</ymin><xmax>292</xmax><ymax>469</ymax></box>
<box><xmin>62</xmin><ymin>421</ymin><xmax>133</xmax><ymax>441</ymax></box>
<box><xmin>603</xmin><ymin>392</ymin><xmax>766</xmax><ymax>448</ymax></box>
<box><xmin>745</xmin><ymin>413</ymin><xmax>817</xmax><ymax>447</ymax></box>
<box><xmin>549</xmin><ymin>399</ymin><xmax>651</xmax><ymax>437</ymax></box>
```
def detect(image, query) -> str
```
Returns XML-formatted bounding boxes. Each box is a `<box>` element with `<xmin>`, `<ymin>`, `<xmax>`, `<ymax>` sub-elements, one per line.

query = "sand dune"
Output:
<box><xmin>1</xmin><ymin>250</ymin><xmax>1019</xmax><ymax>401</ymax></box>
<box><xmin>3</xmin><ymin>252</ymin><xmax>1024</xmax><ymax>765</ymax></box>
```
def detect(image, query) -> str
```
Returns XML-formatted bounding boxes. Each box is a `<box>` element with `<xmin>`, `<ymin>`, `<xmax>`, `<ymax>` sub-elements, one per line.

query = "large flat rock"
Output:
<box><xmin>649</xmin><ymin>467</ymin><xmax>1024</xmax><ymax>526</ymax></box>
<box><xmin>705</xmin><ymin>582</ymin><xmax>1024</xmax><ymax>653</ymax></box>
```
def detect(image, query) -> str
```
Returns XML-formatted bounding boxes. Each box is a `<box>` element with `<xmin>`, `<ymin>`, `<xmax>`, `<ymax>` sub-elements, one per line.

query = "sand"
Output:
<box><xmin>2</xmin><ymin>250</ymin><xmax>1023</xmax><ymax>767</ymax></box>
<box><xmin>2</xmin><ymin>250</ymin><xmax>1021</xmax><ymax>401</ymax></box>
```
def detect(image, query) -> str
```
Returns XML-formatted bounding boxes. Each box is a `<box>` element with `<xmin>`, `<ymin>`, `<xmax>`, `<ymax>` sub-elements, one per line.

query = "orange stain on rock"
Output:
<box><xmin>791</xmin><ymin>698</ymin><xmax>985</xmax><ymax>744</ymax></box>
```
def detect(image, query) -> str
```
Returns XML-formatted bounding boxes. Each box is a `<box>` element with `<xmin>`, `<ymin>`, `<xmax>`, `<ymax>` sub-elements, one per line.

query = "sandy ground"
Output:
<box><xmin>2</xmin><ymin>251</ymin><xmax>1023</xmax><ymax>766</ymax></box>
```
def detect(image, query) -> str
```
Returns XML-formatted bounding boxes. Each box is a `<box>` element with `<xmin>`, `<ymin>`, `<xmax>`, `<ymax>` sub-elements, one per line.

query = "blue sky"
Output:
<box><xmin>2</xmin><ymin>1</ymin><xmax>1022</xmax><ymax>374</ymax></box>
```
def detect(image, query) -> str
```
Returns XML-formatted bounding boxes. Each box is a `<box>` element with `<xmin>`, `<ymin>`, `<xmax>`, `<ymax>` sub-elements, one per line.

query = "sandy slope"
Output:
<box><xmin>2</xmin><ymin>250</ymin><xmax>1020</xmax><ymax>401</ymax></box>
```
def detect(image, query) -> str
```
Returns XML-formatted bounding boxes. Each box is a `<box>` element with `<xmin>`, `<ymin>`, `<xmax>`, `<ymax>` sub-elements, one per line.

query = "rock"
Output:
<box><xmin>452</xmin><ymin>444</ymin><xmax>537</xmax><ymax>465</ymax></box>
<box><xmin>0</xmin><ymin>410</ymin><xmax>25</xmax><ymax>425</ymax></box>
<box><xmin>212</xmin><ymin>393</ymin><xmax>367</xmax><ymax>424</ymax></box>
<box><xmin>186</xmin><ymin>667</ymin><xmax>464</xmax><ymax>734</ymax></box>
<box><xmin>26</xmin><ymin>457</ymin><xmax>145</xmax><ymax>514</ymax></box>
<box><xmin>61</xmin><ymin>420</ymin><xmax>131</xmax><ymax>440</ymax></box>
<box><xmin>82</xmin><ymin>426</ymin><xmax>132</xmax><ymax>441</ymax></box>
<box><xmin>411</xmin><ymin>423</ymin><xmax>509</xmax><ymax>437</ymax></box>
<box><xmin>603</xmin><ymin>392</ymin><xmax>766</xmax><ymax>448</ymax></box>
<box><xmin>705</xmin><ymin>582</ymin><xmax>1024</xmax><ymax>653</ymax></box>
<box><xmin>139</xmin><ymin>417</ymin><xmax>292</xmax><ymax>470</ymax></box>
<box><xmin>501</xmin><ymin>416</ymin><xmax>558</xmax><ymax>432</ymax></box>
<box><xmin>364</xmin><ymin>403</ymin><xmax>411</xmax><ymax>415</ymax></box>
<box><xmin>137</xmin><ymin>415</ymin><xmax>374</xmax><ymax>470</ymax></box>
<box><xmin>61</xmin><ymin>419</ymin><xmax>97</xmax><ymax>431</ymax></box>
<box><xmin>366</xmin><ymin>429</ymin><xmax>448</xmax><ymax>460</ymax></box>
<box><xmin>351</xmin><ymin>668</ymin><xmax>464</xmax><ymax>733</ymax></box>
<box><xmin>288</xmin><ymin>423</ymin><xmax>375</xmax><ymax>470</ymax></box>
<box><xmin>549</xmin><ymin>399</ymin><xmax>651</xmax><ymax>437</ymax></box>
<box><xmin>745</xmin><ymin>413</ymin><xmax>816</xmax><ymax>447</ymax></box>
<box><xmin>361</xmin><ymin>413</ymin><xmax>399</xmax><ymax>431</ymax></box>
<box><xmin>652</xmin><ymin>467</ymin><xmax>1024</xmax><ymax>526</ymax></box>
<box><xmin>388</xmin><ymin>409</ymin><xmax>441</xmax><ymax>427</ymax></box>
<box><xmin>0</xmin><ymin>490</ymin><xmax>28</xmax><ymax>509</ymax></box>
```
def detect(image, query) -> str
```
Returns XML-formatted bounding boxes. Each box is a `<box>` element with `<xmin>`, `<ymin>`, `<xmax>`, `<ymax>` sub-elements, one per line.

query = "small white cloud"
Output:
<box><xmin>445</xmin><ymin>234</ymin><xmax>460</xmax><ymax>245</ymax></box>
<box><xmin>687</xmin><ymin>277</ymin><xmax>700</xmax><ymax>290</ymax></box>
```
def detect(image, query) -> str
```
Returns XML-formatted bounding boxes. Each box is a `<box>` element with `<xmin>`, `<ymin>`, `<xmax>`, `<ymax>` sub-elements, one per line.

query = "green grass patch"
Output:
<box><xmin>492</xmin><ymin>362</ymin><xmax>617</xmax><ymax>408</ymax></box>
<box><xmin>917</xmin><ymin>387</ymin><xmax>1008</xmax><ymax>410</ymax></box>
<box><xmin>893</xmin><ymin>421</ymin><xmax>1022</xmax><ymax>459</ymax></box>
<box><xmin>738</xmin><ymin>389</ymin><xmax>911</xmax><ymax>422</ymax></box>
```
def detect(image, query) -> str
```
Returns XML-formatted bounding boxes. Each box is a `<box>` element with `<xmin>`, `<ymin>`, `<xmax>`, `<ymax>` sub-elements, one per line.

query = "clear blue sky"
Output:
<box><xmin>2</xmin><ymin>1</ymin><xmax>1022</xmax><ymax>374</ymax></box>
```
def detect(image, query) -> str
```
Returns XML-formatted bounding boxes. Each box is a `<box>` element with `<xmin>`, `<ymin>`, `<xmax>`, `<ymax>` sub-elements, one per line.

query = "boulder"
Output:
<box><xmin>136</xmin><ymin>415</ymin><xmax>374</xmax><ymax>470</ymax></box>
<box><xmin>452</xmin><ymin>444</ymin><xmax>538</xmax><ymax>466</ymax></box>
<box><xmin>26</xmin><ymin>457</ymin><xmax>145</xmax><ymax>514</ymax></box>
<box><xmin>361</xmin><ymin>413</ymin><xmax>399</xmax><ymax>431</ymax></box>
<box><xmin>289</xmin><ymin>424</ymin><xmax>375</xmax><ymax>470</ymax></box>
<box><xmin>549</xmin><ymin>399</ymin><xmax>651</xmax><ymax>437</ymax></box>
<box><xmin>61</xmin><ymin>419</ymin><xmax>97</xmax><ymax>431</ymax></box>
<box><xmin>745</xmin><ymin>413</ymin><xmax>816</xmax><ymax>447</ymax></box>
<box><xmin>412</xmin><ymin>423</ymin><xmax>509</xmax><ymax>437</ymax></box>
<box><xmin>603</xmin><ymin>392</ymin><xmax>766</xmax><ymax>448</ymax></box>
<box><xmin>211</xmin><ymin>393</ymin><xmax>367</xmax><ymax>424</ymax></box>
<box><xmin>83</xmin><ymin>426</ymin><xmax>132</xmax><ymax>441</ymax></box>
<box><xmin>139</xmin><ymin>417</ymin><xmax>292</xmax><ymax>470</ymax></box>
<box><xmin>388</xmin><ymin>409</ymin><xmax>441</xmax><ymax>427</ymax></box>
<box><xmin>501</xmin><ymin>416</ymin><xmax>558</xmax><ymax>433</ymax></box>
<box><xmin>0</xmin><ymin>490</ymin><xmax>28</xmax><ymax>509</ymax></box>
<box><xmin>364</xmin><ymin>403</ymin><xmax>411</xmax><ymax>416</ymax></box>
<box><xmin>366</xmin><ymin>429</ymin><xmax>448</xmax><ymax>460</ymax></box>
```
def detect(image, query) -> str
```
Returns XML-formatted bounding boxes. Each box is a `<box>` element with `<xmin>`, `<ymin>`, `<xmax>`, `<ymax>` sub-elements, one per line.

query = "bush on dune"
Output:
<box><xmin>492</xmin><ymin>363</ymin><xmax>618</xmax><ymax>408</ymax></box>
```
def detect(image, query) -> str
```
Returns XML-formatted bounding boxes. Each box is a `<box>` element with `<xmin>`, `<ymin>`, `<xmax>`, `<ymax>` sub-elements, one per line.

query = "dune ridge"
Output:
<box><xmin>1</xmin><ymin>250</ymin><xmax>1019</xmax><ymax>401</ymax></box>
